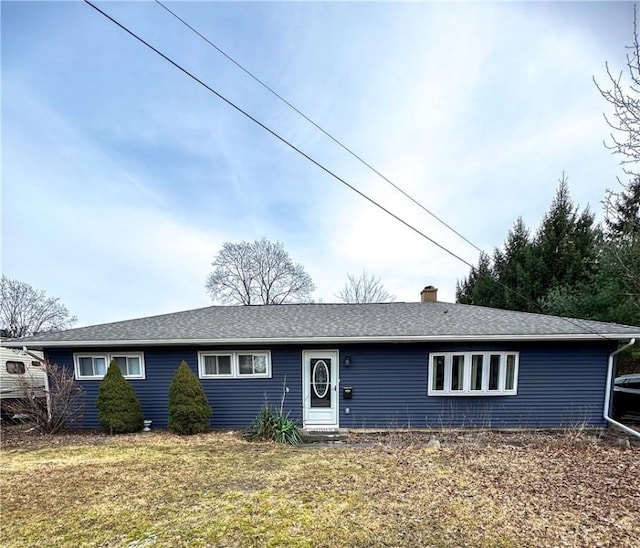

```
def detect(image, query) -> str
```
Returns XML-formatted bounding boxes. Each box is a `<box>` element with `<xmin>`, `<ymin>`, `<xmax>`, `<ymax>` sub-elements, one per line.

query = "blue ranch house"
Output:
<box><xmin>7</xmin><ymin>287</ymin><xmax>640</xmax><ymax>432</ymax></box>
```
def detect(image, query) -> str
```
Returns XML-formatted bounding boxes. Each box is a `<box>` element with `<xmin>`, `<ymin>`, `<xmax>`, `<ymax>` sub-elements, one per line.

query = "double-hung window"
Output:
<box><xmin>428</xmin><ymin>352</ymin><xmax>518</xmax><ymax>396</ymax></box>
<box><xmin>74</xmin><ymin>353</ymin><xmax>145</xmax><ymax>380</ymax></box>
<box><xmin>198</xmin><ymin>351</ymin><xmax>271</xmax><ymax>379</ymax></box>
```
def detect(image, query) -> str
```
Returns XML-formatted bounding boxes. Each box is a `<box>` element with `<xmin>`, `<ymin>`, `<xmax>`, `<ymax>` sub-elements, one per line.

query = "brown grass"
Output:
<box><xmin>1</xmin><ymin>428</ymin><xmax>638</xmax><ymax>547</ymax></box>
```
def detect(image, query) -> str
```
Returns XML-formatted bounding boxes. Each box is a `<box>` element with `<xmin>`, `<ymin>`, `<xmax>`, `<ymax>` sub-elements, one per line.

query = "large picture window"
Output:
<box><xmin>428</xmin><ymin>352</ymin><xmax>518</xmax><ymax>396</ymax></box>
<box><xmin>198</xmin><ymin>351</ymin><xmax>271</xmax><ymax>379</ymax></box>
<box><xmin>74</xmin><ymin>353</ymin><xmax>145</xmax><ymax>380</ymax></box>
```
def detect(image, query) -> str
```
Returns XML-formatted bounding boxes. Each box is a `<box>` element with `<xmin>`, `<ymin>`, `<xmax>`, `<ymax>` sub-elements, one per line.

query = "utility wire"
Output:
<box><xmin>83</xmin><ymin>0</ymin><xmax>475</xmax><ymax>269</ymax></box>
<box><xmin>153</xmin><ymin>0</ymin><xmax>483</xmax><ymax>255</ymax></box>
<box><xmin>83</xmin><ymin>0</ymin><xmax>609</xmax><ymax>339</ymax></box>
<box><xmin>152</xmin><ymin>1</ymin><xmax>612</xmax><ymax>341</ymax></box>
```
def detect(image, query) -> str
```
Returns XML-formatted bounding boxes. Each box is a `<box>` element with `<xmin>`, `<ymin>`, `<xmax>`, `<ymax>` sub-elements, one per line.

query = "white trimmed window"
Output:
<box><xmin>198</xmin><ymin>351</ymin><xmax>271</xmax><ymax>379</ymax></box>
<box><xmin>74</xmin><ymin>353</ymin><xmax>145</xmax><ymax>380</ymax></box>
<box><xmin>428</xmin><ymin>352</ymin><xmax>518</xmax><ymax>396</ymax></box>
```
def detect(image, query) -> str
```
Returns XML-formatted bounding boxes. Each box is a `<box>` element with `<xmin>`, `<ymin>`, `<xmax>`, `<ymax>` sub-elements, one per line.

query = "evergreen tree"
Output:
<box><xmin>533</xmin><ymin>176</ymin><xmax>599</xmax><ymax>297</ymax></box>
<box><xmin>456</xmin><ymin>252</ymin><xmax>499</xmax><ymax>306</ymax></box>
<box><xmin>494</xmin><ymin>217</ymin><xmax>536</xmax><ymax>311</ymax></box>
<box><xmin>168</xmin><ymin>361</ymin><xmax>211</xmax><ymax>435</ymax></box>
<box><xmin>456</xmin><ymin>177</ymin><xmax>600</xmax><ymax>315</ymax></box>
<box><xmin>602</xmin><ymin>175</ymin><xmax>640</xmax><ymax>324</ymax></box>
<box><xmin>96</xmin><ymin>361</ymin><xmax>144</xmax><ymax>434</ymax></box>
<box><xmin>605</xmin><ymin>177</ymin><xmax>640</xmax><ymax>240</ymax></box>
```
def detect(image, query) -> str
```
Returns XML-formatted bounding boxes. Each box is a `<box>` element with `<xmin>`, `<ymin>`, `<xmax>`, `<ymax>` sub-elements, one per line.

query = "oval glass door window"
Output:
<box><xmin>312</xmin><ymin>360</ymin><xmax>329</xmax><ymax>398</ymax></box>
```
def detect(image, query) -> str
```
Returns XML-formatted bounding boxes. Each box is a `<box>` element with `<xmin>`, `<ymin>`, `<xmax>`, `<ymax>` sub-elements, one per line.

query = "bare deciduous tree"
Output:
<box><xmin>206</xmin><ymin>238</ymin><xmax>315</xmax><ymax>305</ymax></box>
<box><xmin>4</xmin><ymin>361</ymin><xmax>84</xmax><ymax>433</ymax></box>
<box><xmin>0</xmin><ymin>276</ymin><xmax>76</xmax><ymax>338</ymax></box>
<box><xmin>596</xmin><ymin>8</ymin><xmax>640</xmax><ymax>309</ymax></box>
<box><xmin>594</xmin><ymin>5</ymin><xmax>640</xmax><ymax>172</ymax></box>
<box><xmin>336</xmin><ymin>271</ymin><xmax>395</xmax><ymax>303</ymax></box>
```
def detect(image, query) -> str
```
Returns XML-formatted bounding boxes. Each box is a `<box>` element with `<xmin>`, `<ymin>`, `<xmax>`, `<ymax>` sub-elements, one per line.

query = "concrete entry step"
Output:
<box><xmin>300</xmin><ymin>428</ymin><xmax>349</xmax><ymax>443</ymax></box>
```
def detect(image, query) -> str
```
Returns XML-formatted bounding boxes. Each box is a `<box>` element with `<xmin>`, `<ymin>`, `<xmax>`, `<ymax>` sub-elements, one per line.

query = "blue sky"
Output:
<box><xmin>1</xmin><ymin>1</ymin><xmax>632</xmax><ymax>326</ymax></box>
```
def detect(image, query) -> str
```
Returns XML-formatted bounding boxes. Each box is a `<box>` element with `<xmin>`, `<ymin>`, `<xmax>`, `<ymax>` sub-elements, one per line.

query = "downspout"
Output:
<box><xmin>604</xmin><ymin>338</ymin><xmax>639</xmax><ymax>439</ymax></box>
<box><xmin>22</xmin><ymin>347</ymin><xmax>51</xmax><ymax>422</ymax></box>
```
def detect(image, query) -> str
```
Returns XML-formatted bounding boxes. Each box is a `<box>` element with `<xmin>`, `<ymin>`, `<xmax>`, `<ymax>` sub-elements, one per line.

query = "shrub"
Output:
<box><xmin>168</xmin><ymin>361</ymin><xmax>211</xmax><ymax>434</ymax></box>
<box><xmin>96</xmin><ymin>360</ymin><xmax>144</xmax><ymax>434</ymax></box>
<box><xmin>243</xmin><ymin>406</ymin><xmax>302</xmax><ymax>445</ymax></box>
<box><xmin>3</xmin><ymin>361</ymin><xmax>84</xmax><ymax>433</ymax></box>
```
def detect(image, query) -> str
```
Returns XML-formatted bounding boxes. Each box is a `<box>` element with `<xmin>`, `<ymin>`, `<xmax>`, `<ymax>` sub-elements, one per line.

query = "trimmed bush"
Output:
<box><xmin>96</xmin><ymin>360</ymin><xmax>144</xmax><ymax>434</ymax></box>
<box><xmin>168</xmin><ymin>361</ymin><xmax>211</xmax><ymax>434</ymax></box>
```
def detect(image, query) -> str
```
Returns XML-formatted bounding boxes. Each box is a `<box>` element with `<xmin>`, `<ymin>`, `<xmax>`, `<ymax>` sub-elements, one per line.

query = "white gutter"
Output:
<box><xmin>604</xmin><ymin>338</ymin><xmax>639</xmax><ymax>439</ymax></box>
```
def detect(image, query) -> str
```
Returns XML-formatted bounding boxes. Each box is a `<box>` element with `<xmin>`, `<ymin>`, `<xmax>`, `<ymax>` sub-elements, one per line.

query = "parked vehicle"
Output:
<box><xmin>612</xmin><ymin>374</ymin><xmax>640</xmax><ymax>420</ymax></box>
<box><xmin>0</xmin><ymin>346</ymin><xmax>46</xmax><ymax>420</ymax></box>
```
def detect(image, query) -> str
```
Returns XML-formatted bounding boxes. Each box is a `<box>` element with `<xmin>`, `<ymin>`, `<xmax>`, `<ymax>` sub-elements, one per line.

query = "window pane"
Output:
<box><xmin>6</xmin><ymin>361</ymin><xmax>26</xmax><ymax>374</ymax></box>
<box><xmin>217</xmin><ymin>355</ymin><xmax>232</xmax><ymax>375</ymax></box>
<box><xmin>127</xmin><ymin>357</ymin><xmax>141</xmax><ymax>376</ymax></box>
<box><xmin>432</xmin><ymin>356</ymin><xmax>445</xmax><ymax>390</ymax></box>
<box><xmin>94</xmin><ymin>357</ymin><xmax>106</xmax><ymax>376</ymax></box>
<box><xmin>253</xmin><ymin>354</ymin><xmax>267</xmax><ymax>374</ymax></box>
<box><xmin>238</xmin><ymin>355</ymin><xmax>253</xmax><ymax>375</ymax></box>
<box><xmin>471</xmin><ymin>355</ymin><xmax>483</xmax><ymax>390</ymax></box>
<box><xmin>114</xmin><ymin>356</ymin><xmax>128</xmax><ymax>376</ymax></box>
<box><xmin>489</xmin><ymin>355</ymin><xmax>500</xmax><ymax>390</ymax></box>
<box><xmin>505</xmin><ymin>355</ymin><xmax>516</xmax><ymax>390</ymax></box>
<box><xmin>79</xmin><ymin>357</ymin><xmax>94</xmax><ymax>376</ymax></box>
<box><xmin>451</xmin><ymin>355</ymin><xmax>465</xmax><ymax>390</ymax></box>
<box><xmin>204</xmin><ymin>356</ymin><xmax>216</xmax><ymax>375</ymax></box>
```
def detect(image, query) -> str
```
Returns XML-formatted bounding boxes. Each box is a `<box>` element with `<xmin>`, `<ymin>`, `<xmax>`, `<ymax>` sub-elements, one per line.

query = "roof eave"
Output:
<box><xmin>4</xmin><ymin>333</ymin><xmax>638</xmax><ymax>349</ymax></box>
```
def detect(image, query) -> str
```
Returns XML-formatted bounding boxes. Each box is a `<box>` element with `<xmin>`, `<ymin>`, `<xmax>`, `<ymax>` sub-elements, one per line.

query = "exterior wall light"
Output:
<box><xmin>344</xmin><ymin>355</ymin><xmax>351</xmax><ymax>367</ymax></box>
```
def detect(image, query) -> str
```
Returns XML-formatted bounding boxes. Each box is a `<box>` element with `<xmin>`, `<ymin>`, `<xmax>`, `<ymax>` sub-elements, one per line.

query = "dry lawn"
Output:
<box><xmin>1</xmin><ymin>428</ymin><xmax>638</xmax><ymax>547</ymax></box>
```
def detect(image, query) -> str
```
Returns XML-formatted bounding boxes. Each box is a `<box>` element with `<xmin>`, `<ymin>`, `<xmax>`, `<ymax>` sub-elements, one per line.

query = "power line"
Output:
<box><xmin>82</xmin><ymin>0</ymin><xmax>609</xmax><ymax>339</ymax></box>
<box><xmin>153</xmin><ymin>0</ymin><xmax>483</xmax><ymax>255</ymax></box>
<box><xmin>83</xmin><ymin>0</ymin><xmax>475</xmax><ymax>269</ymax></box>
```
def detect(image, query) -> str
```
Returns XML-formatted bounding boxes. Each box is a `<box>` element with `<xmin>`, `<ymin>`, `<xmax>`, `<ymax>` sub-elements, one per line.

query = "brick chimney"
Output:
<box><xmin>420</xmin><ymin>285</ymin><xmax>438</xmax><ymax>302</ymax></box>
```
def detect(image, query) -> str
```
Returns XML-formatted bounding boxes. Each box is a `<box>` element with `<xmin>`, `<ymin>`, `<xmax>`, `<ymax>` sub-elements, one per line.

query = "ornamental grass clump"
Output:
<box><xmin>243</xmin><ymin>406</ymin><xmax>302</xmax><ymax>445</ymax></box>
<box><xmin>96</xmin><ymin>360</ymin><xmax>144</xmax><ymax>434</ymax></box>
<box><xmin>168</xmin><ymin>361</ymin><xmax>211</xmax><ymax>434</ymax></box>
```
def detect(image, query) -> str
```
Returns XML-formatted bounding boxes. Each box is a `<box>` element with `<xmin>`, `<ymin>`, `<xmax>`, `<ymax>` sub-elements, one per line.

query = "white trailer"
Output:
<box><xmin>0</xmin><ymin>346</ymin><xmax>46</xmax><ymax>420</ymax></box>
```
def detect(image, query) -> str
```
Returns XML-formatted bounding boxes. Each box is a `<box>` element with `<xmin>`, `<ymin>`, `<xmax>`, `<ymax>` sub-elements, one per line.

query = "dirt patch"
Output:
<box><xmin>2</xmin><ymin>422</ymin><xmax>638</xmax><ymax>451</ymax></box>
<box><xmin>1</xmin><ymin>423</ymin><xmax>115</xmax><ymax>450</ymax></box>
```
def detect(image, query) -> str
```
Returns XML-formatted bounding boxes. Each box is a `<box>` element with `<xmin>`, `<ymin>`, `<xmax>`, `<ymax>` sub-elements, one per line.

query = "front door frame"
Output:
<box><xmin>302</xmin><ymin>349</ymin><xmax>339</xmax><ymax>428</ymax></box>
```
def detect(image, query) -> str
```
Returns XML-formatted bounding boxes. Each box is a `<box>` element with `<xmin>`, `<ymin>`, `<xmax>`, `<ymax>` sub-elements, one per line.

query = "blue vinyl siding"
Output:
<box><xmin>46</xmin><ymin>346</ymin><xmax>302</xmax><ymax>429</ymax></box>
<box><xmin>337</xmin><ymin>342</ymin><xmax>615</xmax><ymax>428</ymax></box>
<box><xmin>46</xmin><ymin>340</ymin><xmax>616</xmax><ymax>430</ymax></box>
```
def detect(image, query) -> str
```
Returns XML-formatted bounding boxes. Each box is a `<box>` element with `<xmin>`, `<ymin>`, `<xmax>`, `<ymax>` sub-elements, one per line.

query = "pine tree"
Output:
<box><xmin>456</xmin><ymin>176</ymin><xmax>600</xmax><ymax>315</ymax></box>
<box><xmin>456</xmin><ymin>253</ymin><xmax>499</xmax><ymax>306</ymax></box>
<box><xmin>605</xmin><ymin>177</ymin><xmax>640</xmax><ymax>240</ymax></box>
<box><xmin>96</xmin><ymin>361</ymin><xmax>144</xmax><ymax>434</ymax></box>
<box><xmin>494</xmin><ymin>217</ymin><xmax>536</xmax><ymax>311</ymax></box>
<box><xmin>168</xmin><ymin>361</ymin><xmax>211</xmax><ymax>435</ymax></box>
<box><xmin>533</xmin><ymin>176</ymin><xmax>599</xmax><ymax>296</ymax></box>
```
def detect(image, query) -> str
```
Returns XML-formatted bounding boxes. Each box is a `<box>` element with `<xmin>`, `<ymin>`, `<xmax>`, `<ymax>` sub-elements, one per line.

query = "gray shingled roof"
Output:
<box><xmin>5</xmin><ymin>302</ymin><xmax>639</xmax><ymax>348</ymax></box>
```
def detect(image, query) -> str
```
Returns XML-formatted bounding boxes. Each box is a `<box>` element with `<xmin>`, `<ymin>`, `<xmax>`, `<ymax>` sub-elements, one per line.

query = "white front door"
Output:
<box><xmin>302</xmin><ymin>350</ymin><xmax>339</xmax><ymax>427</ymax></box>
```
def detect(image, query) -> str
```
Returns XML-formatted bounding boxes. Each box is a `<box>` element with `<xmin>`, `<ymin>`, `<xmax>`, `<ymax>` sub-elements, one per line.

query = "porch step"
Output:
<box><xmin>300</xmin><ymin>428</ymin><xmax>349</xmax><ymax>443</ymax></box>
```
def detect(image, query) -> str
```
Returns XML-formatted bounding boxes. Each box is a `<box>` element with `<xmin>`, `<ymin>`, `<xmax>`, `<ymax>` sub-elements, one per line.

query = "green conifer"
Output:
<box><xmin>168</xmin><ymin>361</ymin><xmax>211</xmax><ymax>434</ymax></box>
<box><xmin>96</xmin><ymin>360</ymin><xmax>144</xmax><ymax>434</ymax></box>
